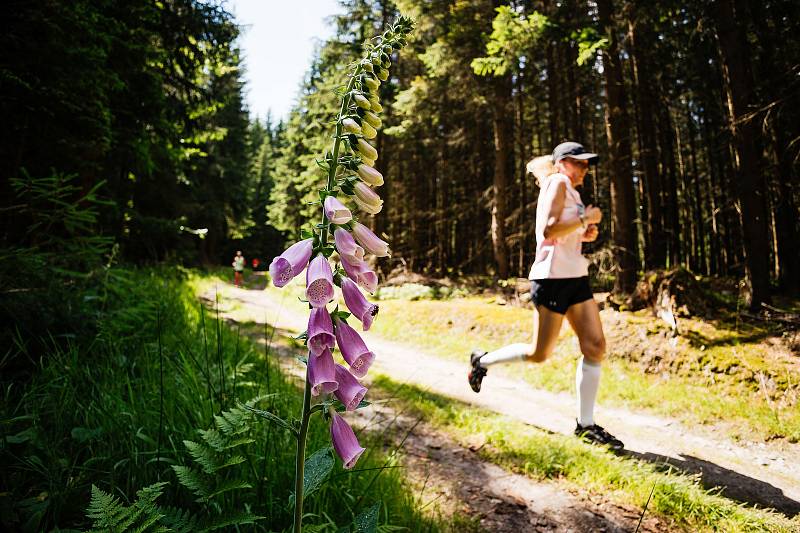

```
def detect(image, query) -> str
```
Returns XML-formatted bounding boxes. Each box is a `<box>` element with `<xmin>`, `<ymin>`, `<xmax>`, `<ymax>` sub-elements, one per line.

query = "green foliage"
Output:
<box><xmin>171</xmin><ymin>402</ymin><xmax>258</xmax><ymax>509</ymax></box>
<box><xmin>573</xmin><ymin>27</ymin><xmax>608</xmax><ymax>66</ymax></box>
<box><xmin>86</xmin><ymin>482</ymin><xmax>170</xmax><ymax>533</ymax></box>
<box><xmin>87</xmin><ymin>434</ymin><xmax>265</xmax><ymax>533</ymax></box>
<box><xmin>350</xmin><ymin>502</ymin><xmax>380</xmax><ymax>533</ymax></box>
<box><xmin>158</xmin><ymin>506</ymin><xmax>202</xmax><ymax>533</ymax></box>
<box><xmin>0</xmin><ymin>0</ymin><xmax>263</xmax><ymax>265</ymax></box>
<box><xmin>471</xmin><ymin>6</ymin><xmax>550</xmax><ymax>76</ymax></box>
<box><xmin>1</xmin><ymin>268</ymin><xmax>467</xmax><ymax>531</ymax></box>
<box><xmin>288</xmin><ymin>447</ymin><xmax>335</xmax><ymax>508</ymax></box>
<box><xmin>302</xmin><ymin>447</ymin><xmax>335</xmax><ymax>501</ymax></box>
<box><xmin>0</xmin><ymin>171</ymin><xmax>113</xmax><ymax>376</ymax></box>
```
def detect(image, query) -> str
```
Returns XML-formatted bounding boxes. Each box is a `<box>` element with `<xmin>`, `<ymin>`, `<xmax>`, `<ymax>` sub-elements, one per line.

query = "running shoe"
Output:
<box><xmin>468</xmin><ymin>350</ymin><xmax>487</xmax><ymax>393</ymax></box>
<box><xmin>574</xmin><ymin>422</ymin><xmax>624</xmax><ymax>451</ymax></box>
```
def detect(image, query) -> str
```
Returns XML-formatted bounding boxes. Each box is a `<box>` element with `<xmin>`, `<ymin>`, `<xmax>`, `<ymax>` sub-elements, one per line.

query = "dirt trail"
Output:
<box><xmin>351</xmin><ymin>402</ymin><xmax>670</xmax><ymax>532</ymax></box>
<box><xmin>206</xmin><ymin>283</ymin><xmax>800</xmax><ymax>519</ymax></box>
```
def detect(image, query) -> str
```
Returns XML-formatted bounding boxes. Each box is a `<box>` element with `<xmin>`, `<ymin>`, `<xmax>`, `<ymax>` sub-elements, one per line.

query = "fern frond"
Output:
<box><xmin>87</xmin><ymin>484</ymin><xmax>127</xmax><ymax>529</ymax></box>
<box><xmin>172</xmin><ymin>465</ymin><xmax>211</xmax><ymax>501</ymax></box>
<box><xmin>217</xmin><ymin>454</ymin><xmax>246</xmax><ymax>470</ymax></box>
<box><xmin>130</xmin><ymin>483</ymin><xmax>169</xmax><ymax>533</ymax></box>
<box><xmin>201</xmin><ymin>510</ymin><xmax>265</xmax><ymax>531</ymax></box>
<box><xmin>212</xmin><ymin>416</ymin><xmax>233</xmax><ymax>435</ymax></box>
<box><xmin>197</xmin><ymin>428</ymin><xmax>226</xmax><ymax>451</ymax></box>
<box><xmin>160</xmin><ymin>505</ymin><xmax>202</xmax><ymax>533</ymax></box>
<box><xmin>198</xmin><ymin>431</ymin><xmax>255</xmax><ymax>453</ymax></box>
<box><xmin>205</xmin><ymin>478</ymin><xmax>252</xmax><ymax>500</ymax></box>
<box><xmin>243</xmin><ymin>393</ymin><xmax>277</xmax><ymax>408</ymax></box>
<box><xmin>86</xmin><ymin>483</ymin><xmax>168</xmax><ymax>533</ymax></box>
<box><xmin>214</xmin><ymin>407</ymin><xmax>250</xmax><ymax>436</ymax></box>
<box><xmin>131</xmin><ymin>515</ymin><xmax>169</xmax><ymax>533</ymax></box>
<box><xmin>183</xmin><ymin>439</ymin><xmax>222</xmax><ymax>474</ymax></box>
<box><xmin>223</xmin><ymin>437</ymin><xmax>256</xmax><ymax>449</ymax></box>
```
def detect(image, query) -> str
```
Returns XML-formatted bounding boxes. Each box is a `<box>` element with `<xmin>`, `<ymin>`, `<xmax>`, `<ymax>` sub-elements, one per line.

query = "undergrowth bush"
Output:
<box><xmin>0</xmin><ymin>172</ymin><xmax>114</xmax><ymax>380</ymax></box>
<box><xmin>0</xmin><ymin>268</ymin><xmax>460</xmax><ymax>531</ymax></box>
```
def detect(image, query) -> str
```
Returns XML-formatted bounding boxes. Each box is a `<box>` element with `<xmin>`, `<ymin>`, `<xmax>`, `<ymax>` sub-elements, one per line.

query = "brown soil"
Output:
<box><xmin>352</xmin><ymin>402</ymin><xmax>674</xmax><ymax>532</ymax></box>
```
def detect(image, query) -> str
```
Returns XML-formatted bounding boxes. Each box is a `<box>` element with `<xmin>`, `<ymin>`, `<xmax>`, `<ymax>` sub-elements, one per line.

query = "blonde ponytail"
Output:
<box><xmin>526</xmin><ymin>155</ymin><xmax>556</xmax><ymax>187</ymax></box>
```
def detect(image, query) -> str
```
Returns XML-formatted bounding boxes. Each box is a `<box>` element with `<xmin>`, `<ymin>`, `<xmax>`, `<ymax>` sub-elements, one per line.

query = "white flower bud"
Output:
<box><xmin>353</xmin><ymin>196</ymin><xmax>382</xmax><ymax>215</ymax></box>
<box><xmin>356</xmin><ymin>138</ymin><xmax>378</xmax><ymax>161</ymax></box>
<box><xmin>342</xmin><ymin>118</ymin><xmax>362</xmax><ymax>134</ymax></box>
<box><xmin>357</xmin><ymin>164</ymin><xmax>384</xmax><ymax>186</ymax></box>
<box><xmin>353</xmin><ymin>182</ymin><xmax>383</xmax><ymax>215</ymax></box>
<box><xmin>363</xmin><ymin>76</ymin><xmax>380</xmax><ymax>92</ymax></box>
<box><xmin>369</xmin><ymin>98</ymin><xmax>383</xmax><ymax>113</ymax></box>
<box><xmin>354</xmin><ymin>94</ymin><xmax>371</xmax><ymax>110</ymax></box>
<box><xmin>363</xmin><ymin>111</ymin><xmax>381</xmax><ymax>129</ymax></box>
<box><xmin>361</xmin><ymin>121</ymin><xmax>377</xmax><ymax>139</ymax></box>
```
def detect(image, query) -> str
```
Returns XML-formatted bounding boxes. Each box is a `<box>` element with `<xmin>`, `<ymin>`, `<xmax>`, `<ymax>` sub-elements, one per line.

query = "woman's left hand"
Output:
<box><xmin>582</xmin><ymin>224</ymin><xmax>599</xmax><ymax>242</ymax></box>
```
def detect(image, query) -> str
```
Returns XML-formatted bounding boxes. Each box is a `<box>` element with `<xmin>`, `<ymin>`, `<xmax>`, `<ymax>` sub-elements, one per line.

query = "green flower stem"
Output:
<box><xmin>294</xmin><ymin>63</ymin><xmax>362</xmax><ymax>533</ymax></box>
<box><xmin>319</xmin><ymin>65</ymin><xmax>362</xmax><ymax>247</ymax></box>
<box><xmin>293</xmin><ymin>372</ymin><xmax>313</xmax><ymax>533</ymax></box>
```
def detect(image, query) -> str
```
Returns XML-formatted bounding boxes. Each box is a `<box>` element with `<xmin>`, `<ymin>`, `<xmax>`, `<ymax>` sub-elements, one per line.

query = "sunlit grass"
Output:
<box><xmin>371</xmin><ymin>376</ymin><xmax>799</xmax><ymax>533</ymax></box>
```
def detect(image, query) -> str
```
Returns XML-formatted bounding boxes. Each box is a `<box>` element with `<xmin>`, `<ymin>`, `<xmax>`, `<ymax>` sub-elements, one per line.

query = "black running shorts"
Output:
<box><xmin>530</xmin><ymin>276</ymin><xmax>593</xmax><ymax>314</ymax></box>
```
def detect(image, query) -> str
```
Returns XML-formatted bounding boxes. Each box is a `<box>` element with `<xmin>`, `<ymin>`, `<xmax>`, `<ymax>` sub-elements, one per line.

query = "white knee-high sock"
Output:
<box><xmin>576</xmin><ymin>357</ymin><xmax>602</xmax><ymax>427</ymax></box>
<box><xmin>479</xmin><ymin>343</ymin><xmax>530</xmax><ymax>367</ymax></box>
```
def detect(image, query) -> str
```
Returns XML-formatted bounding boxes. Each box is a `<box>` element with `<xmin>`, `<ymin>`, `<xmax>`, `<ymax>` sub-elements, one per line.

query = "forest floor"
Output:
<box><xmin>198</xmin><ymin>273</ymin><xmax>799</xmax><ymax>531</ymax></box>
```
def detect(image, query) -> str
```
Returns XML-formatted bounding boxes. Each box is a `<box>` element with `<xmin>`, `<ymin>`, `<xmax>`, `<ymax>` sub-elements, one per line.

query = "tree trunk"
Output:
<box><xmin>711</xmin><ymin>0</ymin><xmax>772</xmax><ymax>309</ymax></box>
<box><xmin>745</xmin><ymin>0</ymin><xmax>800</xmax><ymax>294</ymax></box>
<box><xmin>771</xmin><ymin>126</ymin><xmax>800</xmax><ymax>294</ymax></box>
<box><xmin>597</xmin><ymin>0</ymin><xmax>638</xmax><ymax>293</ymax></box>
<box><xmin>628</xmin><ymin>13</ymin><xmax>665</xmax><ymax>269</ymax></box>
<box><xmin>491</xmin><ymin>75</ymin><xmax>513</xmax><ymax>279</ymax></box>
<box><xmin>686</xmin><ymin>111</ymin><xmax>707</xmax><ymax>274</ymax></box>
<box><xmin>546</xmin><ymin>42</ymin><xmax>560</xmax><ymax>147</ymax></box>
<box><xmin>658</xmin><ymin>103</ymin><xmax>681</xmax><ymax>267</ymax></box>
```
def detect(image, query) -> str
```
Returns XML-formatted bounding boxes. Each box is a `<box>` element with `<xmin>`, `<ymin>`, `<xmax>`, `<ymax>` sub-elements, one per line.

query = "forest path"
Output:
<box><xmin>203</xmin><ymin>282</ymin><xmax>800</xmax><ymax>521</ymax></box>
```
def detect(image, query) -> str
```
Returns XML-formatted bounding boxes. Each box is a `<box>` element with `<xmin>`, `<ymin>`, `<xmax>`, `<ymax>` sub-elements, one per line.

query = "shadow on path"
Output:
<box><xmin>622</xmin><ymin>450</ymin><xmax>800</xmax><ymax>517</ymax></box>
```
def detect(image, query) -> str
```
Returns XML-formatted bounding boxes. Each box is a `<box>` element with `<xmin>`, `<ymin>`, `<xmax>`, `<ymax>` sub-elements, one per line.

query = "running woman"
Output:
<box><xmin>468</xmin><ymin>141</ymin><xmax>623</xmax><ymax>450</ymax></box>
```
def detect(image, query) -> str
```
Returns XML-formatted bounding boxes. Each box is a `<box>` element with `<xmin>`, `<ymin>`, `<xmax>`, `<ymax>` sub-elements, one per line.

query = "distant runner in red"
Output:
<box><xmin>232</xmin><ymin>250</ymin><xmax>245</xmax><ymax>287</ymax></box>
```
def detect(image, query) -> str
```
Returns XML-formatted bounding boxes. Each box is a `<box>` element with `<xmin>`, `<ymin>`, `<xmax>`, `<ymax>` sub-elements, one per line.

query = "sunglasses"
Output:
<box><xmin>565</xmin><ymin>158</ymin><xmax>589</xmax><ymax>167</ymax></box>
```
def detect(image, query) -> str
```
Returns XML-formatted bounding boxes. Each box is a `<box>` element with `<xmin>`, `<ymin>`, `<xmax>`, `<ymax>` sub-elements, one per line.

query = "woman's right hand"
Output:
<box><xmin>585</xmin><ymin>205</ymin><xmax>602</xmax><ymax>225</ymax></box>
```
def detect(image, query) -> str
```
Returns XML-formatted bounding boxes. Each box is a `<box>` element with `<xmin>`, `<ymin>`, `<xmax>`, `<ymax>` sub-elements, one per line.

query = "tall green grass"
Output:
<box><xmin>1</xmin><ymin>267</ymin><xmax>468</xmax><ymax>531</ymax></box>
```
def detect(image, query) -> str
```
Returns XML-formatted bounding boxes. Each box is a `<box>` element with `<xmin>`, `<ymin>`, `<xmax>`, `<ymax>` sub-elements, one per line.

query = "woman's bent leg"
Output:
<box><xmin>565</xmin><ymin>298</ymin><xmax>606</xmax><ymax>363</ymax></box>
<box><xmin>479</xmin><ymin>305</ymin><xmax>564</xmax><ymax>367</ymax></box>
<box><xmin>468</xmin><ymin>305</ymin><xmax>564</xmax><ymax>393</ymax></box>
<box><xmin>528</xmin><ymin>305</ymin><xmax>565</xmax><ymax>362</ymax></box>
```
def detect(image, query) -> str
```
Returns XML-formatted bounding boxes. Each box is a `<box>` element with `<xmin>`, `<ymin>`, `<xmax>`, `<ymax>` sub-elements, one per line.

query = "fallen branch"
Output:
<box><xmin>740</xmin><ymin>311</ymin><xmax>800</xmax><ymax>327</ymax></box>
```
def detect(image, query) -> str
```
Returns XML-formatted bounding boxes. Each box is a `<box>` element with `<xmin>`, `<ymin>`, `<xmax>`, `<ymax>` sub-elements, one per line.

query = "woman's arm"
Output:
<box><xmin>542</xmin><ymin>181</ymin><xmax>584</xmax><ymax>240</ymax></box>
